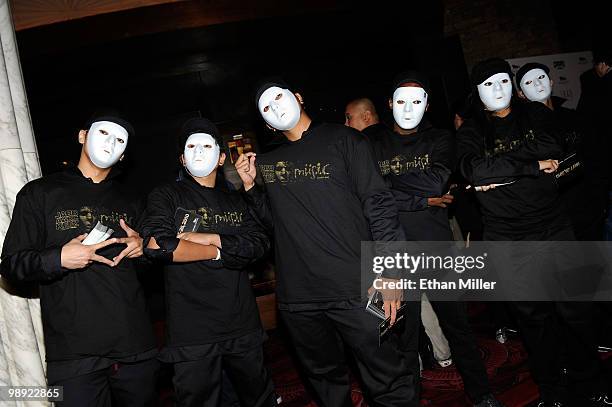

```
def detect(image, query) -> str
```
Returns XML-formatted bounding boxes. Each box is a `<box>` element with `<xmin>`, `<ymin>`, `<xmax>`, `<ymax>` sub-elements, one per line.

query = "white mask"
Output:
<box><xmin>519</xmin><ymin>68</ymin><xmax>552</xmax><ymax>103</ymax></box>
<box><xmin>392</xmin><ymin>86</ymin><xmax>428</xmax><ymax>130</ymax></box>
<box><xmin>183</xmin><ymin>133</ymin><xmax>220</xmax><ymax>177</ymax></box>
<box><xmin>86</xmin><ymin>121</ymin><xmax>129</xmax><ymax>169</ymax></box>
<box><xmin>257</xmin><ymin>86</ymin><xmax>301</xmax><ymax>131</ymax></box>
<box><xmin>477</xmin><ymin>72</ymin><xmax>513</xmax><ymax>112</ymax></box>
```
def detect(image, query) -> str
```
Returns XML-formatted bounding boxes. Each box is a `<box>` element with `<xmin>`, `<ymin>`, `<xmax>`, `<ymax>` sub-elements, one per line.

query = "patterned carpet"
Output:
<box><xmin>266</xmin><ymin>329</ymin><xmax>612</xmax><ymax>407</ymax></box>
<box><xmin>265</xmin><ymin>331</ymin><xmax>532</xmax><ymax>407</ymax></box>
<box><xmin>155</xmin><ymin>304</ymin><xmax>612</xmax><ymax>407</ymax></box>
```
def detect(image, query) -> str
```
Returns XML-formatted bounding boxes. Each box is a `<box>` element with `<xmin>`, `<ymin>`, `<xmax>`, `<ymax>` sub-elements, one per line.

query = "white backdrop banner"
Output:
<box><xmin>507</xmin><ymin>51</ymin><xmax>593</xmax><ymax>109</ymax></box>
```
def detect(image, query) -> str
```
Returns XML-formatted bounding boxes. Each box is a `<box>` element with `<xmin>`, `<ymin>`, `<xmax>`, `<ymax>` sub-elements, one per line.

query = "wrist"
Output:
<box><xmin>59</xmin><ymin>246</ymin><xmax>69</xmax><ymax>268</ymax></box>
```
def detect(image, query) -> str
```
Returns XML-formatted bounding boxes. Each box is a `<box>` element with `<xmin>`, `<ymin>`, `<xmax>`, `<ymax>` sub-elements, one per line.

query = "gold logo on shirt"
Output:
<box><xmin>54</xmin><ymin>207</ymin><xmax>133</xmax><ymax>231</ymax></box>
<box><xmin>55</xmin><ymin>210</ymin><xmax>79</xmax><ymax>231</ymax></box>
<box><xmin>259</xmin><ymin>161</ymin><xmax>332</xmax><ymax>184</ymax></box>
<box><xmin>492</xmin><ymin>130</ymin><xmax>537</xmax><ymax>155</ymax></box>
<box><xmin>379</xmin><ymin>154</ymin><xmax>430</xmax><ymax>175</ymax></box>
<box><xmin>196</xmin><ymin>207</ymin><xmax>243</xmax><ymax>228</ymax></box>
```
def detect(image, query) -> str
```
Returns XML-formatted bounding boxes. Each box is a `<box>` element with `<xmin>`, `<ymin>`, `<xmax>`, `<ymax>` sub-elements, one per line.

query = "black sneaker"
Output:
<box><xmin>474</xmin><ymin>394</ymin><xmax>505</xmax><ymax>407</ymax></box>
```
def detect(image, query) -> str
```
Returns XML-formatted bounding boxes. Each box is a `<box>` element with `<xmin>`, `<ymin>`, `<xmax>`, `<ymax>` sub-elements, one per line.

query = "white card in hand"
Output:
<box><xmin>100</xmin><ymin>228</ymin><xmax>114</xmax><ymax>243</ymax></box>
<box><xmin>82</xmin><ymin>222</ymin><xmax>113</xmax><ymax>245</ymax></box>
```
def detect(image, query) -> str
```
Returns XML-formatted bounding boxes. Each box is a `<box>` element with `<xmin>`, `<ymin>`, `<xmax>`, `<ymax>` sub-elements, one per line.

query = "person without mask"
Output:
<box><xmin>345</xmin><ymin>97</ymin><xmax>396</xmax><ymax>170</ymax></box>
<box><xmin>457</xmin><ymin>58</ymin><xmax>610</xmax><ymax>407</ymax></box>
<box><xmin>375</xmin><ymin>71</ymin><xmax>503</xmax><ymax>407</ymax></box>
<box><xmin>141</xmin><ymin>118</ymin><xmax>277</xmax><ymax>407</ymax></box>
<box><xmin>345</xmin><ymin>97</ymin><xmax>393</xmax><ymax>141</ymax></box>
<box><xmin>235</xmin><ymin>78</ymin><xmax>420</xmax><ymax>407</ymax></box>
<box><xmin>1</xmin><ymin>109</ymin><xmax>158</xmax><ymax>406</ymax></box>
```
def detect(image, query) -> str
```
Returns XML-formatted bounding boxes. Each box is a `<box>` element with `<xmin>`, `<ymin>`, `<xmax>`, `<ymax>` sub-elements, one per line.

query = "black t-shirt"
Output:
<box><xmin>245</xmin><ymin>122</ymin><xmax>405</xmax><ymax>308</ymax></box>
<box><xmin>374</xmin><ymin>123</ymin><xmax>455</xmax><ymax>241</ymax></box>
<box><xmin>0</xmin><ymin>167</ymin><xmax>156</xmax><ymax>362</ymax></box>
<box><xmin>141</xmin><ymin>175</ymin><xmax>268</xmax><ymax>350</ymax></box>
<box><xmin>457</xmin><ymin>102</ymin><xmax>564</xmax><ymax>237</ymax></box>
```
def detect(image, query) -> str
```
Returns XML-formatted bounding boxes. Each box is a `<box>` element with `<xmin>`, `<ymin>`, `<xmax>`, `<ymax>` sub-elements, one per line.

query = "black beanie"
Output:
<box><xmin>391</xmin><ymin>70</ymin><xmax>431</xmax><ymax>95</ymax></box>
<box><xmin>253</xmin><ymin>77</ymin><xmax>292</xmax><ymax>108</ymax></box>
<box><xmin>177</xmin><ymin>117</ymin><xmax>222</xmax><ymax>155</ymax></box>
<box><xmin>470</xmin><ymin>58</ymin><xmax>513</xmax><ymax>86</ymax></box>
<box><xmin>83</xmin><ymin>108</ymin><xmax>135</xmax><ymax>138</ymax></box>
<box><xmin>515</xmin><ymin>62</ymin><xmax>550</xmax><ymax>89</ymax></box>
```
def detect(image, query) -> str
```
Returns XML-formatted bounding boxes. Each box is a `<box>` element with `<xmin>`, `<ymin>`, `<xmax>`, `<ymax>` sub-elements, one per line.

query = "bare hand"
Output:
<box><xmin>427</xmin><ymin>194</ymin><xmax>454</xmax><ymax>208</ymax></box>
<box><xmin>235</xmin><ymin>153</ymin><xmax>257</xmax><ymax>191</ymax></box>
<box><xmin>177</xmin><ymin>232</ymin><xmax>221</xmax><ymax>248</ymax></box>
<box><xmin>61</xmin><ymin>234</ymin><xmax>117</xmax><ymax>269</ymax></box>
<box><xmin>369</xmin><ymin>278</ymin><xmax>404</xmax><ymax>325</ymax></box>
<box><xmin>147</xmin><ymin>236</ymin><xmax>160</xmax><ymax>249</ymax></box>
<box><xmin>538</xmin><ymin>159</ymin><xmax>559</xmax><ymax>173</ymax></box>
<box><xmin>112</xmin><ymin>219</ymin><xmax>144</xmax><ymax>266</ymax></box>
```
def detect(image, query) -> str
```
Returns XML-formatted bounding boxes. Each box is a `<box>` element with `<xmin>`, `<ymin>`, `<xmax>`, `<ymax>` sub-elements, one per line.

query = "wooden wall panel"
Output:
<box><xmin>10</xmin><ymin>0</ymin><xmax>187</xmax><ymax>30</ymax></box>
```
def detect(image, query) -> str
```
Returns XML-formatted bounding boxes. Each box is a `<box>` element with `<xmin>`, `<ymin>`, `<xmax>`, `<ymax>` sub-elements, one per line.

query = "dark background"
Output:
<box><xmin>13</xmin><ymin>0</ymin><xmax>609</xmax><ymax>196</ymax></box>
<box><xmin>15</xmin><ymin>1</ymin><xmax>473</xmax><ymax>195</ymax></box>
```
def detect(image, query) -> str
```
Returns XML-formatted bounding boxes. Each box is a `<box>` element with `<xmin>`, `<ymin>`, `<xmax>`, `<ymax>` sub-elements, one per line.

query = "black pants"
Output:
<box><xmin>486</xmin><ymin>223</ymin><xmax>605</xmax><ymax>402</ymax></box>
<box><xmin>511</xmin><ymin>301</ymin><xmax>605</xmax><ymax>401</ymax></box>
<box><xmin>430</xmin><ymin>301</ymin><xmax>491</xmax><ymax>402</ymax></box>
<box><xmin>280</xmin><ymin>304</ymin><xmax>420</xmax><ymax>407</ymax></box>
<box><xmin>172</xmin><ymin>345</ymin><xmax>276</xmax><ymax>407</ymax></box>
<box><xmin>50</xmin><ymin>358</ymin><xmax>159</xmax><ymax>407</ymax></box>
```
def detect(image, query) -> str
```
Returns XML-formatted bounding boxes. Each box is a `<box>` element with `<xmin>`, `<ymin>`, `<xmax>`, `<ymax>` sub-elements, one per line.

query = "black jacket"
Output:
<box><xmin>0</xmin><ymin>166</ymin><xmax>156</xmax><ymax>361</ymax></box>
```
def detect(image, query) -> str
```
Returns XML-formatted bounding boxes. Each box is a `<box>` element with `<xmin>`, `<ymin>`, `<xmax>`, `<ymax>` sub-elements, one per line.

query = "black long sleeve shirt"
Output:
<box><xmin>141</xmin><ymin>175</ymin><xmax>269</xmax><ymax>356</ymax></box>
<box><xmin>244</xmin><ymin>122</ymin><xmax>405</xmax><ymax>309</ymax></box>
<box><xmin>457</xmin><ymin>102</ymin><xmax>564</xmax><ymax>237</ymax></box>
<box><xmin>0</xmin><ymin>166</ymin><xmax>156</xmax><ymax>362</ymax></box>
<box><xmin>374</xmin><ymin>122</ymin><xmax>455</xmax><ymax>241</ymax></box>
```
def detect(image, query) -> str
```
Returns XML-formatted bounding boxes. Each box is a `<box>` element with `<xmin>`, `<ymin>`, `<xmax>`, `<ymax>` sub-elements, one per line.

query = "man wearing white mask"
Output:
<box><xmin>515</xmin><ymin>62</ymin><xmax>573</xmax><ymax>150</ymax></box>
<box><xmin>236</xmin><ymin>78</ymin><xmax>419</xmax><ymax>407</ymax></box>
<box><xmin>516</xmin><ymin>62</ymin><xmax>595</xmax><ymax>240</ymax></box>
<box><xmin>458</xmin><ymin>58</ymin><xmax>610</xmax><ymax>407</ymax></box>
<box><xmin>516</xmin><ymin>63</ymin><xmax>554</xmax><ymax>106</ymax></box>
<box><xmin>375</xmin><ymin>72</ymin><xmax>503</xmax><ymax>407</ymax></box>
<box><xmin>1</xmin><ymin>109</ymin><xmax>158</xmax><ymax>406</ymax></box>
<box><xmin>142</xmin><ymin>117</ymin><xmax>276</xmax><ymax>407</ymax></box>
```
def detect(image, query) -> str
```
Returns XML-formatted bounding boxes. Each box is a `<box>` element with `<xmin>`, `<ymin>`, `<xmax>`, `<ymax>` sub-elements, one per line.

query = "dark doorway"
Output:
<box><xmin>17</xmin><ymin>1</ymin><xmax>469</xmax><ymax>195</ymax></box>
